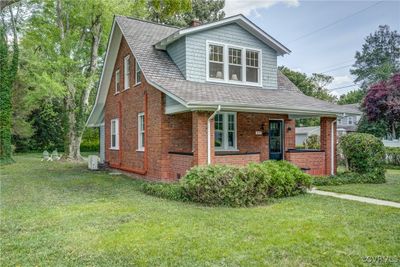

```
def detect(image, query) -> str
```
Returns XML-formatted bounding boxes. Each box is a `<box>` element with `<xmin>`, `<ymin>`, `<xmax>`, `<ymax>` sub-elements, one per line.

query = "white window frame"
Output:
<box><xmin>206</xmin><ymin>40</ymin><xmax>262</xmax><ymax>87</ymax></box>
<box><xmin>124</xmin><ymin>55</ymin><xmax>130</xmax><ymax>90</ymax></box>
<box><xmin>110</xmin><ymin>118</ymin><xmax>119</xmax><ymax>150</ymax></box>
<box><xmin>137</xmin><ymin>112</ymin><xmax>145</xmax><ymax>151</ymax></box>
<box><xmin>214</xmin><ymin>112</ymin><xmax>237</xmax><ymax>151</ymax></box>
<box><xmin>348</xmin><ymin>116</ymin><xmax>353</xmax><ymax>125</ymax></box>
<box><xmin>115</xmin><ymin>69</ymin><xmax>120</xmax><ymax>94</ymax></box>
<box><xmin>135</xmin><ymin>61</ymin><xmax>142</xmax><ymax>86</ymax></box>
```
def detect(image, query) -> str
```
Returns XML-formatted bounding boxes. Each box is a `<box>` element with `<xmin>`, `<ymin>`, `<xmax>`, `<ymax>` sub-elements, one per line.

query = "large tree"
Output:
<box><xmin>147</xmin><ymin>0</ymin><xmax>225</xmax><ymax>27</ymax></box>
<box><xmin>363</xmin><ymin>73</ymin><xmax>400</xmax><ymax>139</ymax></box>
<box><xmin>21</xmin><ymin>0</ymin><xmax>147</xmax><ymax>160</ymax></box>
<box><xmin>350</xmin><ymin>25</ymin><xmax>400</xmax><ymax>90</ymax></box>
<box><xmin>337</xmin><ymin>89</ymin><xmax>364</xmax><ymax>105</ymax></box>
<box><xmin>0</xmin><ymin>3</ymin><xmax>20</xmax><ymax>163</ymax></box>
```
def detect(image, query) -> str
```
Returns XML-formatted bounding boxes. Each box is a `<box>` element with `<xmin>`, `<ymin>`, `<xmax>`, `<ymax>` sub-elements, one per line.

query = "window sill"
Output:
<box><xmin>134</xmin><ymin>82</ymin><xmax>141</xmax><ymax>87</ymax></box>
<box><xmin>136</xmin><ymin>149</ymin><xmax>145</xmax><ymax>152</ymax></box>
<box><xmin>109</xmin><ymin>147</ymin><xmax>119</xmax><ymax>150</ymax></box>
<box><xmin>122</xmin><ymin>88</ymin><xmax>130</xmax><ymax>92</ymax></box>
<box><xmin>114</xmin><ymin>92</ymin><xmax>120</xmax><ymax>95</ymax></box>
<box><xmin>215</xmin><ymin>149</ymin><xmax>239</xmax><ymax>152</ymax></box>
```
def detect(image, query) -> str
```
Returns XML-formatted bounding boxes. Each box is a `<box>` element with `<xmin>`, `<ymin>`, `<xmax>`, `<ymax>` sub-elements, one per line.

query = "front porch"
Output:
<box><xmin>167</xmin><ymin>111</ymin><xmax>336</xmax><ymax>179</ymax></box>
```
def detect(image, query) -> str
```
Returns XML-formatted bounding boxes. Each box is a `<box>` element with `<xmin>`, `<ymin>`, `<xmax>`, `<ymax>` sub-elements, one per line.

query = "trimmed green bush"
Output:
<box><xmin>140</xmin><ymin>182</ymin><xmax>185</xmax><ymax>201</ymax></box>
<box><xmin>313</xmin><ymin>171</ymin><xmax>386</xmax><ymax>186</ymax></box>
<box><xmin>340</xmin><ymin>133</ymin><xmax>385</xmax><ymax>181</ymax></box>
<box><xmin>180</xmin><ymin>161</ymin><xmax>312</xmax><ymax>207</ymax></box>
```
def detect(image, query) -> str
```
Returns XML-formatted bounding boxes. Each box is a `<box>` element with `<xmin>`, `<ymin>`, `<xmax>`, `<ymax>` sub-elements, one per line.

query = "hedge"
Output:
<box><xmin>385</xmin><ymin>147</ymin><xmax>400</xmax><ymax>166</ymax></box>
<box><xmin>141</xmin><ymin>161</ymin><xmax>312</xmax><ymax>207</ymax></box>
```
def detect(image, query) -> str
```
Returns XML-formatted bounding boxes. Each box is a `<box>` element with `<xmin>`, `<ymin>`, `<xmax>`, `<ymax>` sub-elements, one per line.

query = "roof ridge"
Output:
<box><xmin>115</xmin><ymin>15</ymin><xmax>182</xmax><ymax>29</ymax></box>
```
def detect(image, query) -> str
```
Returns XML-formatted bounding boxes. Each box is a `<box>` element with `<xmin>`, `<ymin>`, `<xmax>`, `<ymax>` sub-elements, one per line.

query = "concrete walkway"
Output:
<box><xmin>308</xmin><ymin>188</ymin><xmax>400</xmax><ymax>208</ymax></box>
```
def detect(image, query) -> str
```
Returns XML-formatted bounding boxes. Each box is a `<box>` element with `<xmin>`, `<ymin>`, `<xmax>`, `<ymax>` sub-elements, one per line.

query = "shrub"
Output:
<box><xmin>313</xmin><ymin>171</ymin><xmax>385</xmax><ymax>186</ymax></box>
<box><xmin>140</xmin><ymin>182</ymin><xmax>185</xmax><ymax>201</ymax></box>
<box><xmin>303</xmin><ymin>134</ymin><xmax>320</xmax><ymax>149</ymax></box>
<box><xmin>385</xmin><ymin>147</ymin><xmax>400</xmax><ymax>166</ymax></box>
<box><xmin>340</xmin><ymin>133</ymin><xmax>385</xmax><ymax>180</ymax></box>
<box><xmin>180</xmin><ymin>161</ymin><xmax>312</xmax><ymax>207</ymax></box>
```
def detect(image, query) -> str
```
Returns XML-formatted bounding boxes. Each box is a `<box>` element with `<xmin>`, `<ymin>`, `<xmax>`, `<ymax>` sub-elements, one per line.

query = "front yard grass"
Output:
<box><xmin>1</xmin><ymin>154</ymin><xmax>399</xmax><ymax>266</ymax></box>
<box><xmin>318</xmin><ymin>169</ymin><xmax>400</xmax><ymax>202</ymax></box>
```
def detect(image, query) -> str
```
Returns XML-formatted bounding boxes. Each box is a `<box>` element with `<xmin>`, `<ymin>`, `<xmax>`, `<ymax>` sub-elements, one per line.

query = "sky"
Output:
<box><xmin>223</xmin><ymin>0</ymin><xmax>400</xmax><ymax>96</ymax></box>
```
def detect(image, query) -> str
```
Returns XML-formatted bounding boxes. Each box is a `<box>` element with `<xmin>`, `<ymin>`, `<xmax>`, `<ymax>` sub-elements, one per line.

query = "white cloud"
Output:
<box><xmin>224</xmin><ymin>0</ymin><xmax>299</xmax><ymax>17</ymax></box>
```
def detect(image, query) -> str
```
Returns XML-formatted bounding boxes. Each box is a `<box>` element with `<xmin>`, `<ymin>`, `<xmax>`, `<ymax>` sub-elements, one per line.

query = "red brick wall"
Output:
<box><xmin>285</xmin><ymin>151</ymin><xmax>326</xmax><ymax>176</ymax></box>
<box><xmin>167</xmin><ymin>112</ymin><xmax>192</xmax><ymax>153</ymax></box>
<box><xmin>215</xmin><ymin>154</ymin><xmax>261</xmax><ymax>166</ymax></box>
<box><xmin>169</xmin><ymin>154</ymin><xmax>193</xmax><ymax>179</ymax></box>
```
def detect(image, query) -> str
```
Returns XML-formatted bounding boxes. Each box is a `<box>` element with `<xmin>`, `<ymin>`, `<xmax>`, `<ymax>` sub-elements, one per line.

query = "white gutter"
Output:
<box><xmin>331</xmin><ymin>119</ymin><xmax>337</xmax><ymax>176</ymax></box>
<box><xmin>207</xmin><ymin>105</ymin><xmax>221</xmax><ymax>165</ymax></box>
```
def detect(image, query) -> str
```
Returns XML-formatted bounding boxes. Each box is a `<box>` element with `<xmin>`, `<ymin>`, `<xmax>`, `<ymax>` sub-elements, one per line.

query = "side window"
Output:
<box><xmin>138</xmin><ymin>113</ymin><xmax>145</xmax><ymax>151</ymax></box>
<box><xmin>110</xmin><ymin>119</ymin><xmax>119</xmax><ymax>149</ymax></box>
<box><xmin>115</xmin><ymin>69</ymin><xmax>120</xmax><ymax>94</ymax></box>
<box><xmin>135</xmin><ymin>61</ymin><xmax>142</xmax><ymax>85</ymax></box>
<box><xmin>124</xmin><ymin>55</ymin><xmax>130</xmax><ymax>89</ymax></box>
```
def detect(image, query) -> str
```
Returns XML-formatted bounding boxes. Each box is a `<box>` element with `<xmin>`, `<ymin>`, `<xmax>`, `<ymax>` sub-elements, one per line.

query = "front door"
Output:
<box><xmin>269</xmin><ymin>120</ymin><xmax>283</xmax><ymax>160</ymax></box>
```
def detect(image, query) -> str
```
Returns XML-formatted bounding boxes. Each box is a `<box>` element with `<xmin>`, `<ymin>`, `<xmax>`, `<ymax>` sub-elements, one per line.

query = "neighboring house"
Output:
<box><xmin>87</xmin><ymin>14</ymin><xmax>360</xmax><ymax>180</ymax></box>
<box><xmin>295</xmin><ymin>127</ymin><xmax>320</xmax><ymax>146</ymax></box>
<box><xmin>337</xmin><ymin>104</ymin><xmax>361</xmax><ymax>136</ymax></box>
<box><xmin>295</xmin><ymin>104</ymin><xmax>361</xmax><ymax>146</ymax></box>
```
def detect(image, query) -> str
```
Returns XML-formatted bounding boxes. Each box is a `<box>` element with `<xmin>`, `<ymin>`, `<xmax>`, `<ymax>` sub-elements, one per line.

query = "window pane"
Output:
<box><xmin>209</xmin><ymin>45</ymin><xmax>223</xmax><ymax>62</ymax></box>
<box><xmin>229</xmin><ymin>48</ymin><xmax>241</xmax><ymax>64</ymax></box>
<box><xmin>246</xmin><ymin>51</ymin><xmax>259</xmax><ymax>67</ymax></box>
<box><xmin>215</xmin><ymin>131</ymin><xmax>223</xmax><ymax>147</ymax></box>
<box><xmin>141</xmin><ymin>132</ymin><xmax>145</xmax><ymax>147</ymax></box>
<box><xmin>228</xmin><ymin>131</ymin><xmax>234</xmax><ymax>147</ymax></box>
<box><xmin>228</xmin><ymin>114</ymin><xmax>235</xmax><ymax>130</ymax></box>
<box><xmin>112</xmin><ymin>135</ymin><xmax>116</xmax><ymax>147</ymax></box>
<box><xmin>209</xmin><ymin>62</ymin><xmax>224</xmax><ymax>79</ymax></box>
<box><xmin>246</xmin><ymin>67</ymin><xmax>258</xmax><ymax>83</ymax></box>
<box><xmin>229</xmin><ymin>65</ymin><xmax>242</xmax><ymax>81</ymax></box>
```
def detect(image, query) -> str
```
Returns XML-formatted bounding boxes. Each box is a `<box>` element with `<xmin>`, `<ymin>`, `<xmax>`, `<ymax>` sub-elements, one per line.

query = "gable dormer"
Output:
<box><xmin>156</xmin><ymin>15</ymin><xmax>290</xmax><ymax>89</ymax></box>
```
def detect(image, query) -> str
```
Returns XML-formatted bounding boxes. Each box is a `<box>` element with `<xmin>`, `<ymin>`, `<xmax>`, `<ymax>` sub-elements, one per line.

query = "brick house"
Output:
<box><xmin>87</xmin><ymin>14</ymin><xmax>360</xmax><ymax>181</ymax></box>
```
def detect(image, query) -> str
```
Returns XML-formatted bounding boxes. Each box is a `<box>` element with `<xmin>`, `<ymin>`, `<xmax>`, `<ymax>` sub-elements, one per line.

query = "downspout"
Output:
<box><xmin>110</xmin><ymin>92</ymin><xmax>148</xmax><ymax>175</ymax></box>
<box><xmin>331</xmin><ymin>119</ymin><xmax>337</xmax><ymax>176</ymax></box>
<box><xmin>207</xmin><ymin>105</ymin><xmax>221</xmax><ymax>165</ymax></box>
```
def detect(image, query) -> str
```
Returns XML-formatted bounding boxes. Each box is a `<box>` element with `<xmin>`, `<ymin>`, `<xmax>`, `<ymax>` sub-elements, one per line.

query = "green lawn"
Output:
<box><xmin>318</xmin><ymin>169</ymin><xmax>400</xmax><ymax>202</ymax></box>
<box><xmin>1</xmin><ymin>154</ymin><xmax>399</xmax><ymax>266</ymax></box>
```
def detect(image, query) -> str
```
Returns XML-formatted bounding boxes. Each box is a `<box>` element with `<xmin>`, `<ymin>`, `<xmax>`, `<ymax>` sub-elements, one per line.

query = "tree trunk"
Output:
<box><xmin>392</xmin><ymin>122</ymin><xmax>396</xmax><ymax>140</ymax></box>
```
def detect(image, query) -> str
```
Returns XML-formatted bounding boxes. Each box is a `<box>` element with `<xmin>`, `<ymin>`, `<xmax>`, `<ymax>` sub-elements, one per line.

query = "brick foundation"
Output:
<box><xmin>285</xmin><ymin>151</ymin><xmax>326</xmax><ymax>176</ymax></box>
<box><xmin>215</xmin><ymin>153</ymin><xmax>261</xmax><ymax>166</ymax></box>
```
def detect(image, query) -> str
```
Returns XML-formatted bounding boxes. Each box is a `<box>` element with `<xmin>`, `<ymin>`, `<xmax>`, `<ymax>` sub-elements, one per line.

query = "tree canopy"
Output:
<box><xmin>350</xmin><ymin>25</ymin><xmax>400</xmax><ymax>90</ymax></box>
<box><xmin>363</xmin><ymin>73</ymin><xmax>400</xmax><ymax>139</ymax></box>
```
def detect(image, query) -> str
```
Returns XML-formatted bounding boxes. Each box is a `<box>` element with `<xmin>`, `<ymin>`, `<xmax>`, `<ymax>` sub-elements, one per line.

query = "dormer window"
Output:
<box><xmin>209</xmin><ymin>44</ymin><xmax>224</xmax><ymax>79</ymax></box>
<box><xmin>207</xmin><ymin>41</ymin><xmax>262</xmax><ymax>86</ymax></box>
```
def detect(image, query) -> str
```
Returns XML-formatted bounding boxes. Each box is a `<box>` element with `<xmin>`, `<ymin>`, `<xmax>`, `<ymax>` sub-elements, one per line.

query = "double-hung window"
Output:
<box><xmin>207</xmin><ymin>41</ymin><xmax>261</xmax><ymax>86</ymax></box>
<box><xmin>115</xmin><ymin>69</ymin><xmax>120</xmax><ymax>94</ymax></box>
<box><xmin>348</xmin><ymin>116</ymin><xmax>353</xmax><ymax>125</ymax></box>
<box><xmin>135</xmin><ymin>61</ymin><xmax>142</xmax><ymax>85</ymax></box>
<box><xmin>229</xmin><ymin>48</ymin><xmax>242</xmax><ymax>81</ymax></box>
<box><xmin>110</xmin><ymin>119</ymin><xmax>119</xmax><ymax>149</ymax></box>
<box><xmin>138</xmin><ymin>113</ymin><xmax>145</xmax><ymax>151</ymax></box>
<box><xmin>124</xmin><ymin>55</ymin><xmax>130</xmax><ymax>89</ymax></box>
<box><xmin>246</xmin><ymin>50</ymin><xmax>259</xmax><ymax>83</ymax></box>
<box><xmin>214</xmin><ymin>112</ymin><xmax>236</xmax><ymax>150</ymax></box>
<box><xmin>208</xmin><ymin>44</ymin><xmax>224</xmax><ymax>79</ymax></box>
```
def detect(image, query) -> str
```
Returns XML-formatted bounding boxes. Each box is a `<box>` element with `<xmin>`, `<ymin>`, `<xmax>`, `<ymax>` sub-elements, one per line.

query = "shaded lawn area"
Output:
<box><xmin>318</xmin><ymin>169</ymin><xmax>400</xmax><ymax>203</ymax></box>
<box><xmin>1</xmin><ymin>154</ymin><xmax>399</xmax><ymax>266</ymax></box>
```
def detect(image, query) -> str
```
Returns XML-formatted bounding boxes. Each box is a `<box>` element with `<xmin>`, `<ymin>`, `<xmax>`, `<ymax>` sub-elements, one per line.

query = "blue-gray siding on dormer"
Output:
<box><xmin>184</xmin><ymin>23</ymin><xmax>278</xmax><ymax>89</ymax></box>
<box><xmin>166</xmin><ymin>37</ymin><xmax>186</xmax><ymax>79</ymax></box>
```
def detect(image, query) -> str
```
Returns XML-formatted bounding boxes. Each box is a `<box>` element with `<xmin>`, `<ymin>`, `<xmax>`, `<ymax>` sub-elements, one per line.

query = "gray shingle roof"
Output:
<box><xmin>116</xmin><ymin>16</ymin><xmax>361</xmax><ymax>116</ymax></box>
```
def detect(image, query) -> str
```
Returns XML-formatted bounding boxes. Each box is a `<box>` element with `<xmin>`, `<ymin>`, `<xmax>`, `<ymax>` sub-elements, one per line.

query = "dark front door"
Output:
<box><xmin>269</xmin><ymin>120</ymin><xmax>283</xmax><ymax>160</ymax></box>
